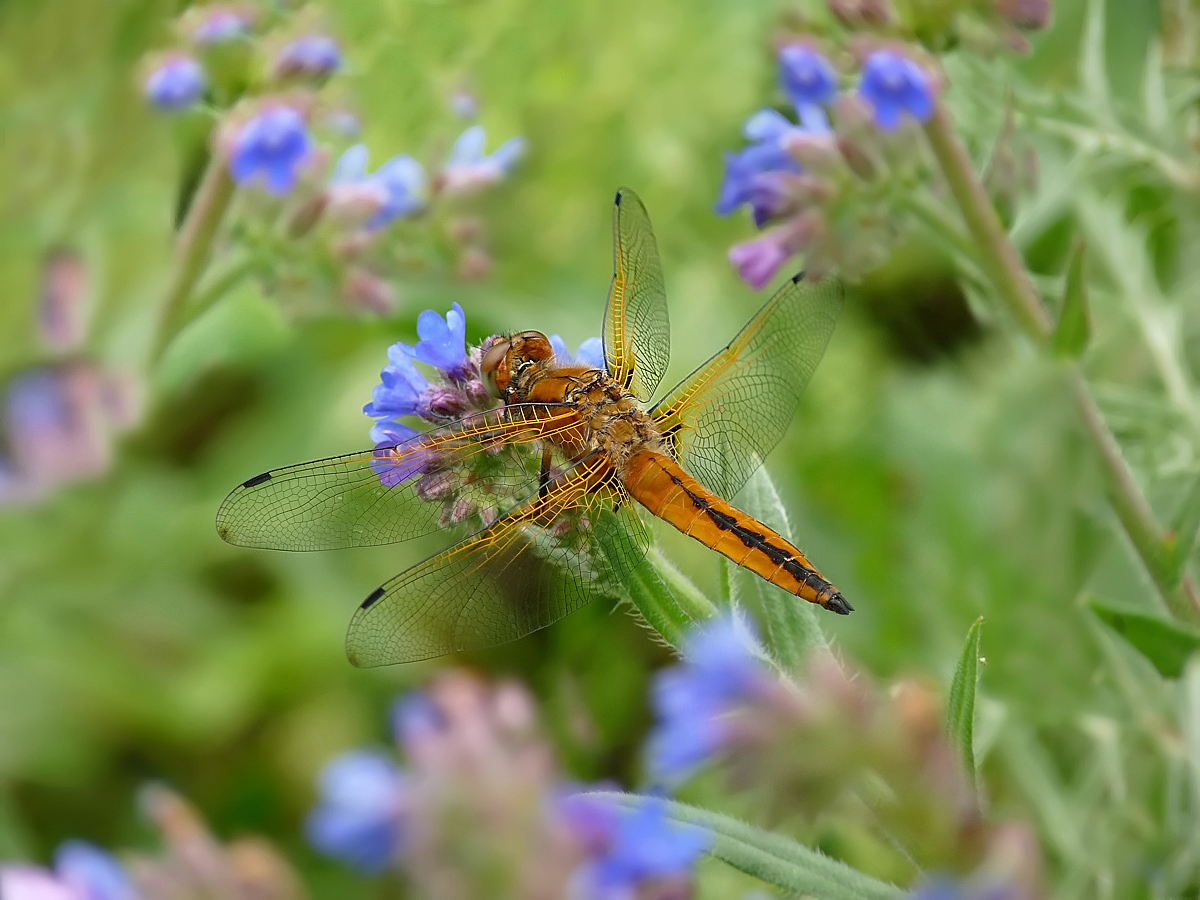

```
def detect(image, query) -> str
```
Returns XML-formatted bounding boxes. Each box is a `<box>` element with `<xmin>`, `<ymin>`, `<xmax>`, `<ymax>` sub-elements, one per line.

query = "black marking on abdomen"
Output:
<box><xmin>668</xmin><ymin>472</ymin><xmax>828</xmax><ymax>591</ymax></box>
<box><xmin>243</xmin><ymin>471</ymin><xmax>272</xmax><ymax>488</ymax></box>
<box><xmin>362</xmin><ymin>586</ymin><xmax>386</xmax><ymax>609</ymax></box>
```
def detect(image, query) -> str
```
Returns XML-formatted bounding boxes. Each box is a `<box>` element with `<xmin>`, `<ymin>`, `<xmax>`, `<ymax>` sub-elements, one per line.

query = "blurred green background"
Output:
<box><xmin>0</xmin><ymin>0</ymin><xmax>1192</xmax><ymax>896</ymax></box>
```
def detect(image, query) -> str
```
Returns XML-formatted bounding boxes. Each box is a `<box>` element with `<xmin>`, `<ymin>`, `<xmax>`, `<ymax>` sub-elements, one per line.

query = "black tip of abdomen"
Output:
<box><xmin>825</xmin><ymin>593</ymin><xmax>854</xmax><ymax>615</ymax></box>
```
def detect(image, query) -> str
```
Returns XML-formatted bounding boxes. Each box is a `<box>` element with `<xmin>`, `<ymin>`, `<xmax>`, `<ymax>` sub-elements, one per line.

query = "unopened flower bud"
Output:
<box><xmin>415</xmin><ymin>470</ymin><xmax>457</xmax><ymax>501</ymax></box>
<box><xmin>782</xmin><ymin>130</ymin><xmax>841</xmax><ymax>172</ymax></box>
<box><xmin>426</xmin><ymin>386</ymin><xmax>468</xmax><ymax>418</ymax></box>
<box><xmin>996</xmin><ymin>0</ymin><xmax>1051</xmax><ymax>30</ymax></box>
<box><xmin>458</xmin><ymin>247</ymin><xmax>492</xmax><ymax>281</ymax></box>
<box><xmin>828</xmin><ymin>0</ymin><xmax>894</xmax><ymax>28</ymax></box>
<box><xmin>341</xmin><ymin>269</ymin><xmax>396</xmax><ymax>315</ymax></box>
<box><xmin>38</xmin><ymin>248</ymin><xmax>88</xmax><ymax>353</ymax></box>
<box><xmin>286</xmin><ymin>193</ymin><xmax>328</xmax><ymax>238</ymax></box>
<box><xmin>445</xmin><ymin>216</ymin><xmax>483</xmax><ymax>244</ymax></box>
<box><xmin>836</xmin><ymin>136</ymin><xmax>877</xmax><ymax>180</ymax></box>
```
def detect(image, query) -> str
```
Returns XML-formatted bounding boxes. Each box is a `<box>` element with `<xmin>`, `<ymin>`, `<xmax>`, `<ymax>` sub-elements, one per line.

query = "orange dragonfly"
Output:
<box><xmin>217</xmin><ymin>189</ymin><xmax>847</xmax><ymax>666</ymax></box>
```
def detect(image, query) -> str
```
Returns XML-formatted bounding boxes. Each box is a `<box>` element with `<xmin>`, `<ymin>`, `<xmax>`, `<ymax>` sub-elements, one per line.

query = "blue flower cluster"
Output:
<box><xmin>306</xmin><ymin>749</ymin><xmax>407</xmax><ymax>873</ymax></box>
<box><xmin>273</xmin><ymin>34</ymin><xmax>342</xmax><ymax>79</ymax></box>
<box><xmin>0</xmin><ymin>839</ymin><xmax>135</xmax><ymax>900</ymax></box>
<box><xmin>646</xmin><ymin>614</ymin><xmax>770</xmax><ymax>781</ymax></box>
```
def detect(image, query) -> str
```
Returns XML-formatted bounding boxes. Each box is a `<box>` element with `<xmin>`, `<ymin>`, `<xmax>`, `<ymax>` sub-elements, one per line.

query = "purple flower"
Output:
<box><xmin>192</xmin><ymin>9</ymin><xmax>251</xmax><ymax>45</ymax></box>
<box><xmin>645</xmin><ymin>616</ymin><xmax>769</xmax><ymax>780</ymax></box>
<box><xmin>228</xmin><ymin>107</ymin><xmax>312</xmax><ymax>195</ymax></box>
<box><xmin>549</xmin><ymin>335</ymin><xmax>605</xmax><ymax>370</ymax></box>
<box><xmin>858</xmin><ymin>50</ymin><xmax>934</xmax><ymax>131</ymax></box>
<box><xmin>391</xmin><ymin>691</ymin><xmax>445</xmax><ymax>751</ymax></box>
<box><xmin>306</xmin><ymin>749</ymin><xmax>406</xmax><ymax>874</ymax></box>
<box><xmin>401</xmin><ymin>303</ymin><xmax>469</xmax><ymax>376</ymax></box>
<box><xmin>439</xmin><ymin>126</ymin><xmax>526</xmax><ymax>195</ymax></box>
<box><xmin>728</xmin><ymin>231</ymin><xmax>793</xmax><ymax>290</ymax></box>
<box><xmin>54</xmin><ymin>842</ymin><xmax>135</xmax><ymax>900</ymax></box>
<box><xmin>364</xmin><ymin>348</ymin><xmax>433</xmax><ymax>425</ymax></box>
<box><xmin>273</xmin><ymin>35</ymin><xmax>341</xmax><ymax>78</ymax></box>
<box><xmin>330</xmin><ymin>145</ymin><xmax>426</xmax><ymax>230</ymax></box>
<box><xmin>778</xmin><ymin>45</ymin><xmax>837</xmax><ymax>116</ymax></box>
<box><xmin>564</xmin><ymin>796</ymin><xmax>710</xmax><ymax>898</ymax></box>
<box><xmin>143</xmin><ymin>56</ymin><xmax>206</xmax><ymax>111</ymax></box>
<box><xmin>370</xmin><ymin>423</ymin><xmax>431</xmax><ymax>486</ymax></box>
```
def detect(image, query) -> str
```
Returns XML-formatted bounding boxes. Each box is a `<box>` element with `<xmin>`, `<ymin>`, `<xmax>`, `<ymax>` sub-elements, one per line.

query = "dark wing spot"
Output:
<box><xmin>614</xmin><ymin>190</ymin><xmax>623</xmax><ymax>206</ymax></box>
<box><xmin>361</xmin><ymin>586</ymin><xmax>386</xmax><ymax>609</ymax></box>
<box><xmin>790</xmin><ymin>271</ymin><xmax>806</xmax><ymax>285</ymax></box>
<box><xmin>242</xmin><ymin>471</ymin><xmax>273</xmax><ymax>488</ymax></box>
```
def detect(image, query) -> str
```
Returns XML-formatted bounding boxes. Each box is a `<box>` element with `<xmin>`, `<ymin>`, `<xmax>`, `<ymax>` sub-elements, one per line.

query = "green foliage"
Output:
<box><xmin>946</xmin><ymin>616</ymin><xmax>983</xmax><ymax>785</ymax></box>
<box><xmin>1088</xmin><ymin>598</ymin><xmax>1200</xmax><ymax>678</ymax></box>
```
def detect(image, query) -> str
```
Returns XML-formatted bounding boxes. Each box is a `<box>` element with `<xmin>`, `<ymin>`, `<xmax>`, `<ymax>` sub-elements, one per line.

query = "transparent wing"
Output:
<box><xmin>603</xmin><ymin>188</ymin><xmax>671</xmax><ymax>401</ymax></box>
<box><xmin>651</xmin><ymin>274</ymin><xmax>844</xmax><ymax>499</ymax></box>
<box><xmin>346</xmin><ymin>455</ymin><xmax>650</xmax><ymax>666</ymax></box>
<box><xmin>215</xmin><ymin>404</ymin><xmax>582</xmax><ymax>551</ymax></box>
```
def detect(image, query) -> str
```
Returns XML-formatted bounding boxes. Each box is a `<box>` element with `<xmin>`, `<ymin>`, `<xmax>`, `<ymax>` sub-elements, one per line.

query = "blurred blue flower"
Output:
<box><xmin>192</xmin><ymin>8</ymin><xmax>251</xmax><ymax>45</ymax></box>
<box><xmin>645</xmin><ymin>615</ymin><xmax>769</xmax><ymax>780</ymax></box>
<box><xmin>715</xmin><ymin>128</ymin><xmax>800</xmax><ymax>220</ymax></box>
<box><xmin>565</xmin><ymin>796</ymin><xmax>709</xmax><ymax>898</ymax></box>
<box><xmin>391</xmin><ymin>690</ymin><xmax>446</xmax><ymax>752</ymax></box>
<box><xmin>728</xmin><ymin>229</ymin><xmax>795</xmax><ymax>290</ymax></box>
<box><xmin>778</xmin><ymin>45</ymin><xmax>836</xmax><ymax>126</ymax></box>
<box><xmin>858</xmin><ymin>50</ymin><xmax>934</xmax><ymax>131</ymax></box>
<box><xmin>273</xmin><ymin>35</ymin><xmax>341</xmax><ymax>78</ymax></box>
<box><xmin>912</xmin><ymin>875</ymin><xmax>1020</xmax><ymax>900</ymax></box>
<box><xmin>363</xmin><ymin>348</ymin><xmax>433</xmax><ymax>427</ymax></box>
<box><xmin>439</xmin><ymin>126</ymin><xmax>526</xmax><ymax>195</ymax></box>
<box><xmin>370</xmin><ymin>423</ymin><xmax>431</xmax><ymax>487</ymax></box>
<box><xmin>228</xmin><ymin>107</ymin><xmax>312</xmax><ymax>195</ymax></box>
<box><xmin>54</xmin><ymin>841</ymin><xmax>136</xmax><ymax>900</ymax></box>
<box><xmin>330</xmin><ymin>145</ymin><xmax>426</xmax><ymax>230</ymax></box>
<box><xmin>401</xmin><ymin>303</ymin><xmax>469</xmax><ymax>376</ymax></box>
<box><xmin>549</xmin><ymin>335</ymin><xmax>605</xmax><ymax>370</ymax></box>
<box><xmin>306</xmin><ymin>749</ymin><xmax>406</xmax><ymax>874</ymax></box>
<box><xmin>143</xmin><ymin>56</ymin><xmax>206</xmax><ymax>111</ymax></box>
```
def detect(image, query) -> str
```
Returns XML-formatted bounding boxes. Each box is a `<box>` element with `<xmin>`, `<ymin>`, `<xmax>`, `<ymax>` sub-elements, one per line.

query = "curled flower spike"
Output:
<box><xmin>143</xmin><ymin>56</ymin><xmax>206</xmax><ymax>111</ymax></box>
<box><xmin>364</xmin><ymin>348</ymin><xmax>433</xmax><ymax>424</ymax></box>
<box><xmin>549</xmin><ymin>335</ymin><xmax>605</xmax><ymax>369</ymax></box>
<box><xmin>858</xmin><ymin>50</ymin><xmax>934</xmax><ymax>131</ymax></box>
<box><xmin>330</xmin><ymin>144</ymin><xmax>426</xmax><ymax>230</ymax></box>
<box><xmin>402</xmin><ymin>302</ymin><xmax>469</xmax><ymax>376</ymax></box>
<box><xmin>273</xmin><ymin>34</ymin><xmax>341</xmax><ymax>79</ymax></box>
<box><xmin>228</xmin><ymin>107</ymin><xmax>312</xmax><ymax>195</ymax></box>
<box><xmin>306</xmin><ymin>750</ymin><xmax>406</xmax><ymax>874</ymax></box>
<box><xmin>54</xmin><ymin>841</ymin><xmax>136</xmax><ymax>900</ymax></box>
<box><xmin>439</xmin><ymin>125</ymin><xmax>527</xmax><ymax>195</ymax></box>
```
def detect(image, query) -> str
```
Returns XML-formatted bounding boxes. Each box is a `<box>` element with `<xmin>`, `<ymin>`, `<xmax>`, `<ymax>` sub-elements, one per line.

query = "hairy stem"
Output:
<box><xmin>149</xmin><ymin>154</ymin><xmax>236</xmax><ymax>367</ymax></box>
<box><xmin>923</xmin><ymin>106</ymin><xmax>1200</xmax><ymax>621</ymax></box>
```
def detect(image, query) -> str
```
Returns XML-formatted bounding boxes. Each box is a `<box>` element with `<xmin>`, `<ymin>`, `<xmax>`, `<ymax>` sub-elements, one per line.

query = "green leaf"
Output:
<box><xmin>591</xmin><ymin>792</ymin><xmax>904</xmax><ymax>900</ymax></box>
<box><xmin>1166</xmin><ymin>473</ymin><xmax>1200</xmax><ymax>580</ymax></box>
<box><xmin>1079</xmin><ymin>0</ymin><xmax>1114</xmax><ymax>127</ymax></box>
<box><xmin>1088</xmin><ymin>599</ymin><xmax>1200</xmax><ymax>678</ymax></box>
<box><xmin>1052</xmin><ymin>241</ymin><xmax>1090</xmax><ymax>358</ymax></box>
<box><xmin>947</xmin><ymin>617</ymin><xmax>983</xmax><ymax>783</ymax></box>
<box><xmin>723</xmin><ymin>467</ymin><xmax>827</xmax><ymax>669</ymax></box>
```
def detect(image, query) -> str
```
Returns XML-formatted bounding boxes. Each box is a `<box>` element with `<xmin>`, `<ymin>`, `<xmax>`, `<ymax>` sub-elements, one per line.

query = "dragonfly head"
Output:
<box><xmin>481</xmin><ymin>330</ymin><xmax>554</xmax><ymax>399</ymax></box>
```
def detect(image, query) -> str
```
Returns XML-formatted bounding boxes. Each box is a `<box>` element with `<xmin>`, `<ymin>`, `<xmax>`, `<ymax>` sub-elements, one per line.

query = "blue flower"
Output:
<box><xmin>228</xmin><ymin>107</ymin><xmax>312</xmax><ymax>195</ymax></box>
<box><xmin>273</xmin><ymin>35</ymin><xmax>341</xmax><ymax>78</ymax></box>
<box><xmin>778</xmin><ymin>45</ymin><xmax>837</xmax><ymax>116</ymax></box>
<box><xmin>858</xmin><ymin>50</ymin><xmax>934</xmax><ymax>131</ymax></box>
<box><xmin>401</xmin><ymin>303</ymin><xmax>469</xmax><ymax>376</ymax></box>
<box><xmin>728</xmin><ymin>230</ymin><xmax>794</xmax><ymax>290</ymax></box>
<box><xmin>645</xmin><ymin>615</ymin><xmax>769</xmax><ymax>780</ymax></box>
<box><xmin>330</xmin><ymin>145</ymin><xmax>426</xmax><ymax>230</ymax></box>
<box><xmin>370</xmin><ymin>422</ymin><xmax>432</xmax><ymax>487</ymax></box>
<box><xmin>143</xmin><ymin>57</ymin><xmax>206</xmax><ymax>111</ymax></box>
<box><xmin>391</xmin><ymin>690</ymin><xmax>445</xmax><ymax>751</ymax></box>
<box><xmin>364</xmin><ymin>348</ymin><xmax>433</xmax><ymax>428</ymax></box>
<box><xmin>53</xmin><ymin>841</ymin><xmax>136</xmax><ymax>900</ymax></box>
<box><xmin>192</xmin><ymin>8</ymin><xmax>251</xmax><ymax>45</ymax></box>
<box><xmin>306</xmin><ymin>749</ymin><xmax>406</xmax><ymax>874</ymax></box>
<box><xmin>549</xmin><ymin>335</ymin><xmax>605</xmax><ymax>370</ymax></box>
<box><xmin>439</xmin><ymin>126</ymin><xmax>526</xmax><ymax>195</ymax></box>
<box><xmin>565</xmin><ymin>796</ymin><xmax>710</xmax><ymax>898</ymax></box>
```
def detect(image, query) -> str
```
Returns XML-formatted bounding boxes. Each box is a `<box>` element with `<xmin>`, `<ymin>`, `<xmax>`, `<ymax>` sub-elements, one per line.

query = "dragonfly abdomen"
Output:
<box><xmin>623</xmin><ymin>450</ymin><xmax>852</xmax><ymax>615</ymax></box>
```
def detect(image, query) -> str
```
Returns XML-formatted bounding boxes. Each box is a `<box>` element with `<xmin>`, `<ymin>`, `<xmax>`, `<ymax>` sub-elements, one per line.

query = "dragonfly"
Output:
<box><xmin>216</xmin><ymin>188</ymin><xmax>847</xmax><ymax>666</ymax></box>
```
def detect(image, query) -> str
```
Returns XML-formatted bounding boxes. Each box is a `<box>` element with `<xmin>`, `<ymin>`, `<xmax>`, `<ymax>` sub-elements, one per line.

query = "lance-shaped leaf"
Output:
<box><xmin>1166</xmin><ymin>472</ymin><xmax>1200</xmax><ymax>581</ymax></box>
<box><xmin>590</xmin><ymin>792</ymin><xmax>904</xmax><ymax>900</ymax></box>
<box><xmin>947</xmin><ymin>617</ymin><xmax>984</xmax><ymax>784</ymax></box>
<box><xmin>1089</xmin><ymin>599</ymin><xmax>1200</xmax><ymax>678</ymax></box>
<box><xmin>1052</xmin><ymin>241</ymin><xmax>1090</xmax><ymax>358</ymax></box>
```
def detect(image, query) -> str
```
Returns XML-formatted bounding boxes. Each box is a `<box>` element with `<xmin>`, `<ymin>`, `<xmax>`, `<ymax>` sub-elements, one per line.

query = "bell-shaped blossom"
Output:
<box><xmin>363</xmin><ymin>348</ymin><xmax>433</xmax><ymax>424</ymax></box>
<box><xmin>143</xmin><ymin>56</ymin><xmax>206</xmax><ymax>111</ymax></box>
<box><xmin>400</xmin><ymin>303</ymin><xmax>469</xmax><ymax>376</ymax></box>
<box><xmin>191</xmin><ymin>7</ymin><xmax>251</xmax><ymax>45</ymax></box>
<box><xmin>228</xmin><ymin>106</ymin><xmax>312</xmax><ymax>195</ymax></box>
<box><xmin>778</xmin><ymin>45</ymin><xmax>837</xmax><ymax>124</ymax></box>
<box><xmin>329</xmin><ymin>144</ymin><xmax>426</xmax><ymax>230</ymax></box>
<box><xmin>857</xmin><ymin>50</ymin><xmax>934</xmax><ymax>131</ymax></box>
<box><xmin>54</xmin><ymin>842</ymin><xmax>136</xmax><ymax>900</ymax></box>
<box><xmin>273</xmin><ymin>34</ymin><xmax>341</xmax><ymax>79</ymax></box>
<box><xmin>549</xmin><ymin>335</ymin><xmax>605</xmax><ymax>370</ymax></box>
<box><xmin>727</xmin><ymin>229</ymin><xmax>795</xmax><ymax>290</ymax></box>
<box><xmin>438</xmin><ymin>125</ymin><xmax>526</xmax><ymax>195</ymax></box>
<box><xmin>306</xmin><ymin>750</ymin><xmax>406</xmax><ymax>874</ymax></box>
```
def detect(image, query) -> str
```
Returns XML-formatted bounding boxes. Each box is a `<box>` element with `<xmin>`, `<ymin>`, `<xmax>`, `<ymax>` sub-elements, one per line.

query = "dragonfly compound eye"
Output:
<box><xmin>481</xmin><ymin>337</ymin><xmax>513</xmax><ymax>399</ymax></box>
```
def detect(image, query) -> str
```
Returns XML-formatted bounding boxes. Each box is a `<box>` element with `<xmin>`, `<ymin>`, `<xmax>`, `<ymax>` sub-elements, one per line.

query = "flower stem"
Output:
<box><xmin>149</xmin><ymin>153</ymin><xmax>236</xmax><ymax>367</ymax></box>
<box><xmin>923</xmin><ymin>105</ymin><xmax>1200</xmax><ymax>621</ymax></box>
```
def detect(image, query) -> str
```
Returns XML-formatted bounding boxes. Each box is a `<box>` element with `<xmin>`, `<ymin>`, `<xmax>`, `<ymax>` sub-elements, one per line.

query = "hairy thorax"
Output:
<box><xmin>509</xmin><ymin>362</ymin><xmax>667</xmax><ymax>474</ymax></box>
